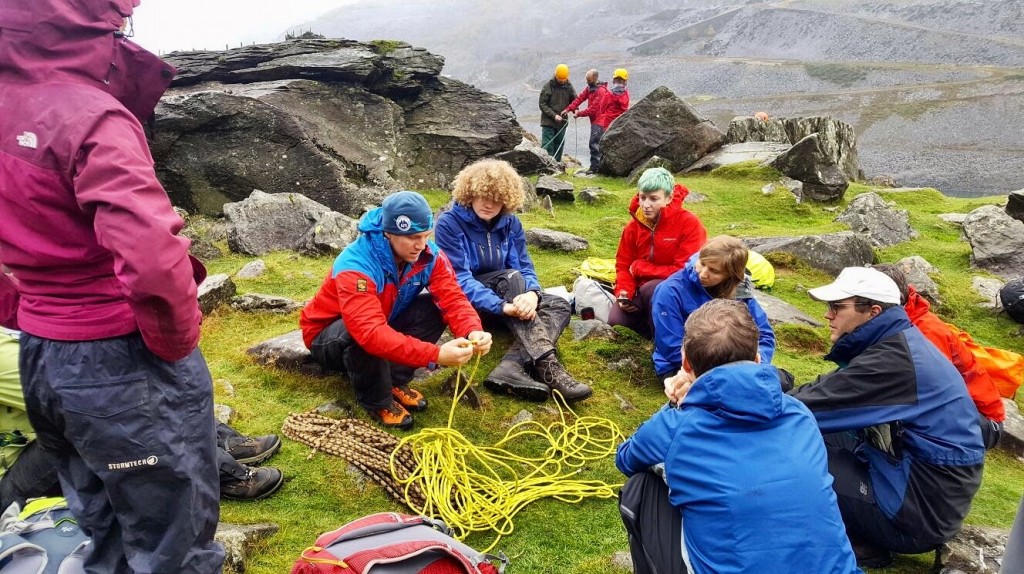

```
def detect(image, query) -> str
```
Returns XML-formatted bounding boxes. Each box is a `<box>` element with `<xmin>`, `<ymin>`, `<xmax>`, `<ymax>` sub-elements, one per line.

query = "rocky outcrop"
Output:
<box><xmin>684</xmin><ymin>142</ymin><xmax>791</xmax><ymax>172</ymax></box>
<box><xmin>598</xmin><ymin>87</ymin><xmax>725</xmax><ymax>177</ymax></box>
<box><xmin>729</xmin><ymin>116</ymin><xmax>860</xmax><ymax>181</ymax></box>
<box><xmin>154</xmin><ymin>39</ymin><xmax>521</xmax><ymax>216</ymax></box>
<box><xmin>751</xmin><ymin>291</ymin><xmax>822</xmax><ymax>327</ymax></box>
<box><xmin>525</xmin><ymin>228</ymin><xmax>589</xmax><ymax>252</ymax></box>
<box><xmin>962</xmin><ymin>205</ymin><xmax>1024</xmax><ymax>279</ymax></box>
<box><xmin>627</xmin><ymin>155</ymin><xmax>675</xmax><ymax>184</ymax></box>
<box><xmin>972</xmin><ymin>276</ymin><xmax>1004</xmax><ymax>309</ymax></box>
<box><xmin>231</xmin><ymin>294</ymin><xmax>304</xmax><ymax>314</ymax></box>
<box><xmin>535</xmin><ymin>176</ymin><xmax>576</xmax><ymax>202</ymax></box>
<box><xmin>1007</xmin><ymin>189</ymin><xmax>1024</xmax><ymax>223</ymax></box>
<box><xmin>216</xmin><ymin>522</ymin><xmax>279</xmax><ymax>574</ymax></box>
<box><xmin>198</xmin><ymin>274</ymin><xmax>236</xmax><ymax>315</ymax></box>
<box><xmin>769</xmin><ymin>134</ymin><xmax>849</xmax><ymax>202</ymax></box>
<box><xmin>224</xmin><ymin>190</ymin><xmax>359</xmax><ymax>256</ymax></box>
<box><xmin>493</xmin><ymin>138</ymin><xmax>560</xmax><ymax>175</ymax></box>
<box><xmin>940</xmin><ymin>524</ymin><xmax>1011</xmax><ymax>573</ymax></box>
<box><xmin>835</xmin><ymin>192</ymin><xmax>917</xmax><ymax>247</ymax></box>
<box><xmin>1000</xmin><ymin>398</ymin><xmax>1024</xmax><ymax>459</ymax></box>
<box><xmin>745</xmin><ymin>232</ymin><xmax>874</xmax><ymax>276</ymax></box>
<box><xmin>896</xmin><ymin>256</ymin><xmax>940</xmax><ymax>303</ymax></box>
<box><xmin>247</xmin><ymin>330</ymin><xmax>321</xmax><ymax>375</ymax></box>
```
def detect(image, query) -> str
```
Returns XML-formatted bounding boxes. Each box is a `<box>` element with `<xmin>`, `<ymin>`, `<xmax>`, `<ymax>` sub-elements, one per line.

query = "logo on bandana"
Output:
<box><xmin>356</xmin><ymin>278</ymin><xmax>367</xmax><ymax>292</ymax></box>
<box><xmin>395</xmin><ymin>215</ymin><xmax>412</xmax><ymax>232</ymax></box>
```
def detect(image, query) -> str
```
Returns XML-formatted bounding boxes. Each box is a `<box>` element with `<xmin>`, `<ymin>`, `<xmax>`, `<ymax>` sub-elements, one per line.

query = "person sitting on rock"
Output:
<box><xmin>616</xmin><ymin>299</ymin><xmax>859</xmax><ymax>574</ymax></box>
<box><xmin>651</xmin><ymin>235</ymin><xmax>774</xmax><ymax>380</ymax></box>
<box><xmin>301</xmin><ymin>191</ymin><xmax>493</xmax><ymax>430</ymax></box>
<box><xmin>610</xmin><ymin>167</ymin><xmax>707</xmax><ymax>338</ymax></box>
<box><xmin>872</xmin><ymin>263</ymin><xmax>1005</xmax><ymax>448</ymax></box>
<box><xmin>0</xmin><ymin>329</ymin><xmax>284</xmax><ymax>507</ymax></box>
<box><xmin>434</xmin><ymin>159</ymin><xmax>592</xmax><ymax>403</ymax></box>
<box><xmin>782</xmin><ymin>267</ymin><xmax>984</xmax><ymax>568</ymax></box>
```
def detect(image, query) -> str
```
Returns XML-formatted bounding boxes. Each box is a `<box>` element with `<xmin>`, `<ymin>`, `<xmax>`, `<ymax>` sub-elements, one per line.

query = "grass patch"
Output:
<box><xmin>369</xmin><ymin>39</ymin><xmax>403</xmax><ymax>55</ymax></box>
<box><xmin>804</xmin><ymin>63</ymin><xmax>871</xmax><ymax>87</ymax></box>
<box><xmin>199</xmin><ymin>170</ymin><xmax>1023</xmax><ymax>574</ymax></box>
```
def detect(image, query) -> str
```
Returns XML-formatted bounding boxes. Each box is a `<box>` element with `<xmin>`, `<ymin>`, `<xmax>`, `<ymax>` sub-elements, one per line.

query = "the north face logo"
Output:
<box><xmin>16</xmin><ymin>131</ymin><xmax>37</xmax><ymax>149</ymax></box>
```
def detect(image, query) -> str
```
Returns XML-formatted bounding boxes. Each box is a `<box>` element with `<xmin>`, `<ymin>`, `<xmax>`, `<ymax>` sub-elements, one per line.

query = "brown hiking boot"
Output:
<box><xmin>220</xmin><ymin>465</ymin><xmax>284</xmax><ymax>501</ymax></box>
<box><xmin>224</xmin><ymin>434</ymin><xmax>281</xmax><ymax>465</ymax></box>
<box><xmin>392</xmin><ymin>385</ymin><xmax>428</xmax><ymax>412</ymax></box>
<box><xmin>534</xmin><ymin>356</ymin><xmax>592</xmax><ymax>403</ymax></box>
<box><xmin>484</xmin><ymin>360</ymin><xmax>551</xmax><ymax>402</ymax></box>
<box><xmin>368</xmin><ymin>400</ymin><xmax>414</xmax><ymax>430</ymax></box>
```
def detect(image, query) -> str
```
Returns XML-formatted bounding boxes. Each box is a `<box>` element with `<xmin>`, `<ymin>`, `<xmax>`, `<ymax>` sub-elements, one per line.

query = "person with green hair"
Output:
<box><xmin>610</xmin><ymin>167</ymin><xmax>707</xmax><ymax>338</ymax></box>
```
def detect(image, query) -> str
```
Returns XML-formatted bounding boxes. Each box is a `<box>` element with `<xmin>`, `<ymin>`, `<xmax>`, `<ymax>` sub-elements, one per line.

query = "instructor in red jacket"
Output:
<box><xmin>301</xmin><ymin>191</ymin><xmax>493</xmax><ymax>430</ymax></box>
<box><xmin>610</xmin><ymin>167</ymin><xmax>707</xmax><ymax>338</ymax></box>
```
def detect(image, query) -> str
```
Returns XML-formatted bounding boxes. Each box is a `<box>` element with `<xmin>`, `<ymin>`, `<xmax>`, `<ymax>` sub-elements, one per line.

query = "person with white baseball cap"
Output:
<box><xmin>788</xmin><ymin>266</ymin><xmax>986</xmax><ymax>568</ymax></box>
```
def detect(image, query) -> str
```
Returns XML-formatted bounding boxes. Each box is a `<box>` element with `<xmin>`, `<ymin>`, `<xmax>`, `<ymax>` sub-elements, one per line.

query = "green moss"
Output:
<box><xmin>369</xmin><ymin>39</ymin><xmax>403</xmax><ymax>55</ymax></box>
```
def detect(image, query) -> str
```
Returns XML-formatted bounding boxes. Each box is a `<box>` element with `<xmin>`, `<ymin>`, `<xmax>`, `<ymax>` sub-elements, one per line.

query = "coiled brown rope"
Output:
<box><xmin>282</xmin><ymin>413</ymin><xmax>426</xmax><ymax>509</ymax></box>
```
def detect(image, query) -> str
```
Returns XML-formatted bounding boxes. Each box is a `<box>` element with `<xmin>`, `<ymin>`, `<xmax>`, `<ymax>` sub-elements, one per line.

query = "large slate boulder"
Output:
<box><xmin>896</xmin><ymin>256</ymin><xmax>940</xmax><ymax>303</ymax></box>
<box><xmin>154</xmin><ymin>39</ymin><xmax>520</xmax><ymax>216</ymax></box>
<box><xmin>769</xmin><ymin>134</ymin><xmax>849</xmax><ymax>202</ymax></box>
<box><xmin>224</xmin><ymin>190</ymin><xmax>358</xmax><ymax>256</ymax></box>
<box><xmin>962</xmin><ymin>205</ymin><xmax>1024</xmax><ymax>279</ymax></box>
<box><xmin>835</xmin><ymin>192</ymin><xmax>917</xmax><ymax>247</ymax></box>
<box><xmin>729</xmin><ymin>115</ymin><xmax>860</xmax><ymax>180</ymax></box>
<box><xmin>1000</xmin><ymin>398</ymin><xmax>1024</xmax><ymax>459</ymax></box>
<box><xmin>198</xmin><ymin>274</ymin><xmax>236</xmax><ymax>315</ymax></box>
<box><xmin>747</xmin><ymin>232</ymin><xmax>874</xmax><ymax>276</ymax></box>
<box><xmin>535</xmin><ymin>176</ymin><xmax>576</xmax><ymax>202</ymax></box>
<box><xmin>247</xmin><ymin>329</ymin><xmax>320</xmax><ymax>374</ymax></box>
<box><xmin>598</xmin><ymin>86</ymin><xmax>725</xmax><ymax>177</ymax></box>
<box><xmin>751</xmin><ymin>291</ymin><xmax>822</xmax><ymax>327</ymax></box>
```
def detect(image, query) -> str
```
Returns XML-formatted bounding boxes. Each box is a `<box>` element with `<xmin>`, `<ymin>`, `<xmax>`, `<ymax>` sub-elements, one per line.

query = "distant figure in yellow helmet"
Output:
<box><xmin>538</xmin><ymin>63</ymin><xmax>576</xmax><ymax>162</ymax></box>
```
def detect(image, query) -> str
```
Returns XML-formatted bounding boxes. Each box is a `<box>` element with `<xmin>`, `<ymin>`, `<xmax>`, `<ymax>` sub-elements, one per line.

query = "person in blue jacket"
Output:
<box><xmin>616</xmin><ymin>299</ymin><xmax>860</xmax><ymax>574</ymax></box>
<box><xmin>435</xmin><ymin>159</ymin><xmax>592</xmax><ymax>403</ymax></box>
<box><xmin>651</xmin><ymin>235</ymin><xmax>775</xmax><ymax>379</ymax></box>
<box><xmin>787</xmin><ymin>267</ymin><xmax>985</xmax><ymax>567</ymax></box>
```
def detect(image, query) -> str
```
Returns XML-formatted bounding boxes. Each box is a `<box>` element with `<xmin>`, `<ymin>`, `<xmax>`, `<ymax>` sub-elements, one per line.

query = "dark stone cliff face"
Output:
<box><xmin>152</xmin><ymin>39</ymin><xmax>522</xmax><ymax>216</ymax></box>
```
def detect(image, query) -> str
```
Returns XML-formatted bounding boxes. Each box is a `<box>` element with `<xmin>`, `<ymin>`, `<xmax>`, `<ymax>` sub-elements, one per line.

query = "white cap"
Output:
<box><xmin>808</xmin><ymin>267</ymin><xmax>901</xmax><ymax>305</ymax></box>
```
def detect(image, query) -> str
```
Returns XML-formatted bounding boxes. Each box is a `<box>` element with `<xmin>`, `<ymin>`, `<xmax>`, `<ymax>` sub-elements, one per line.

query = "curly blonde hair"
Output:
<box><xmin>451</xmin><ymin>159</ymin><xmax>524</xmax><ymax>212</ymax></box>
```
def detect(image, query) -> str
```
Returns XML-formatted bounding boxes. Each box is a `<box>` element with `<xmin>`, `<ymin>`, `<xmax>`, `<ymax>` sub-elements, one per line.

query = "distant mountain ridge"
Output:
<box><xmin>300</xmin><ymin>0</ymin><xmax>1024</xmax><ymax>196</ymax></box>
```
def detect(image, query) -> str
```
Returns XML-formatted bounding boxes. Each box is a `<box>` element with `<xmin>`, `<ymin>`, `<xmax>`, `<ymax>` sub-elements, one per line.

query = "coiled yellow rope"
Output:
<box><xmin>389</xmin><ymin>356</ymin><xmax>625</xmax><ymax>552</ymax></box>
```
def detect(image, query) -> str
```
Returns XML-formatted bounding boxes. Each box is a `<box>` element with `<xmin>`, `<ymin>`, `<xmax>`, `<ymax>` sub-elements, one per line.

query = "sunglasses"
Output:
<box><xmin>826</xmin><ymin>301</ymin><xmax>871</xmax><ymax>314</ymax></box>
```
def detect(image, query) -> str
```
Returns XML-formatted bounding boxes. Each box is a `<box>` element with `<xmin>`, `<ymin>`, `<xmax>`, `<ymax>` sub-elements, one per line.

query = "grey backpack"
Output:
<box><xmin>0</xmin><ymin>498</ymin><xmax>89</xmax><ymax>574</ymax></box>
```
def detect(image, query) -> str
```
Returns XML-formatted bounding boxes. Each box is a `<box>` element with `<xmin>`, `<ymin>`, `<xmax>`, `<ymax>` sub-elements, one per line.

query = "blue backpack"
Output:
<box><xmin>0</xmin><ymin>497</ymin><xmax>89</xmax><ymax>574</ymax></box>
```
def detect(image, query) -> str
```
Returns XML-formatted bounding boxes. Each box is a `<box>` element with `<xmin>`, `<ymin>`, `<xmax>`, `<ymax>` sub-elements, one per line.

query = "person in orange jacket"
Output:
<box><xmin>873</xmin><ymin>264</ymin><xmax>1005</xmax><ymax>448</ymax></box>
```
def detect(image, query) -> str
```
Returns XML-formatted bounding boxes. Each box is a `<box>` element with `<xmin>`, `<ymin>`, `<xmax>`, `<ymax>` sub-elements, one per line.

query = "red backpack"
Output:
<box><xmin>291</xmin><ymin>513</ymin><xmax>508</xmax><ymax>574</ymax></box>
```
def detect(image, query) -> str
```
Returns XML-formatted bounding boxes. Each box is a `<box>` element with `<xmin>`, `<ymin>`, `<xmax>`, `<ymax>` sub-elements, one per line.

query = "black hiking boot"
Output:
<box><xmin>534</xmin><ymin>356</ymin><xmax>592</xmax><ymax>403</ymax></box>
<box><xmin>220</xmin><ymin>465</ymin><xmax>284</xmax><ymax>501</ymax></box>
<box><xmin>851</xmin><ymin>541</ymin><xmax>893</xmax><ymax>569</ymax></box>
<box><xmin>484</xmin><ymin>360</ymin><xmax>550</xmax><ymax>401</ymax></box>
<box><xmin>225</xmin><ymin>433</ymin><xmax>282</xmax><ymax>465</ymax></box>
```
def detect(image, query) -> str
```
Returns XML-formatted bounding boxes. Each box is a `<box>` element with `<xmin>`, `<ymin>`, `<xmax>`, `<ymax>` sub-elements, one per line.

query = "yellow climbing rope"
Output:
<box><xmin>389</xmin><ymin>355</ymin><xmax>625</xmax><ymax>552</ymax></box>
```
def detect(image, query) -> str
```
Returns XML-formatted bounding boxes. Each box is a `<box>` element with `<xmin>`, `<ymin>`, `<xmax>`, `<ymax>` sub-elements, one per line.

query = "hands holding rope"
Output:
<box><xmin>437</xmin><ymin>331</ymin><xmax>493</xmax><ymax>367</ymax></box>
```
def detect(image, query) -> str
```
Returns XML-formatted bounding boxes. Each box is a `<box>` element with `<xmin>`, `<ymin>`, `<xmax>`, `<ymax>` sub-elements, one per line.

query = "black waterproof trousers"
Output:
<box><xmin>619</xmin><ymin>471</ymin><xmax>687</xmax><ymax>574</ymax></box>
<box><xmin>474</xmin><ymin>269</ymin><xmax>570</xmax><ymax>366</ymax></box>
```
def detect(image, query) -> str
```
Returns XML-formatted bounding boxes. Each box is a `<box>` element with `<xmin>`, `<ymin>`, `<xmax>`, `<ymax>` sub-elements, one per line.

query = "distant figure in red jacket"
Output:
<box><xmin>562</xmin><ymin>69</ymin><xmax>610</xmax><ymax>174</ymax></box>
<box><xmin>873</xmin><ymin>264</ymin><xmax>1005</xmax><ymax>448</ymax></box>
<box><xmin>609</xmin><ymin>167</ymin><xmax>707</xmax><ymax>338</ymax></box>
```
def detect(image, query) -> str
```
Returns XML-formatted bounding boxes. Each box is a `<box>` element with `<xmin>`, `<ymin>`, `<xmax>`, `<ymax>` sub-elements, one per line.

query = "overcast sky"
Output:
<box><xmin>132</xmin><ymin>0</ymin><xmax>348</xmax><ymax>55</ymax></box>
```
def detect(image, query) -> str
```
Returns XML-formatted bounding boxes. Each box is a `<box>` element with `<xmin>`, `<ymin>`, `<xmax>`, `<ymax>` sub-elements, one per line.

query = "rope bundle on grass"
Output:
<box><xmin>282</xmin><ymin>413</ymin><xmax>426</xmax><ymax>509</ymax></box>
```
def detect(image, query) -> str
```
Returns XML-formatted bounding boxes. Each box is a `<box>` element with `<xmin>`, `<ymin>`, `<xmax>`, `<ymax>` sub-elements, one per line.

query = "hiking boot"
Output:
<box><xmin>851</xmin><ymin>541</ymin><xmax>893</xmax><ymax>569</ymax></box>
<box><xmin>392</xmin><ymin>385</ymin><xmax>428</xmax><ymax>412</ymax></box>
<box><xmin>368</xmin><ymin>401</ymin><xmax>414</xmax><ymax>431</ymax></box>
<box><xmin>534</xmin><ymin>356</ymin><xmax>592</xmax><ymax>403</ymax></box>
<box><xmin>483</xmin><ymin>360</ymin><xmax>550</xmax><ymax>402</ymax></box>
<box><xmin>220</xmin><ymin>466</ymin><xmax>284</xmax><ymax>501</ymax></box>
<box><xmin>225</xmin><ymin>433</ymin><xmax>281</xmax><ymax>465</ymax></box>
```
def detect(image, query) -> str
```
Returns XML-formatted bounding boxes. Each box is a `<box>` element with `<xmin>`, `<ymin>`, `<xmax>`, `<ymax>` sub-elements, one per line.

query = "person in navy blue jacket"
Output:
<box><xmin>651</xmin><ymin>235</ymin><xmax>775</xmax><ymax>379</ymax></box>
<box><xmin>435</xmin><ymin>159</ymin><xmax>592</xmax><ymax>403</ymax></box>
<box><xmin>788</xmin><ymin>267</ymin><xmax>985</xmax><ymax>567</ymax></box>
<box><xmin>617</xmin><ymin>299</ymin><xmax>860</xmax><ymax>574</ymax></box>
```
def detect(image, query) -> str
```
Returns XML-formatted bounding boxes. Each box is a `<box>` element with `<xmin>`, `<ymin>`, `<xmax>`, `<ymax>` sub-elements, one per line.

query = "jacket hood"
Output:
<box><xmin>627</xmin><ymin>183</ymin><xmax>688</xmax><ymax>221</ymax></box>
<box><xmin>684</xmin><ymin>361</ymin><xmax>787</xmax><ymax>422</ymax></box>
<box><xmin>0</xmin><ymin>0</ymin><xmax>176</xmax><ymax>122</ymax></box>
<box><xmin>353</xmin><ymin>206</ymin><xmax>436</xmax><ymax>277</ymax></box>
<box><xmin>450</xmin><ymin>202</ymin><xmax>512</xmax><ymax>233</ymax></box>
<box><xmin>826</xmin><ymin>305</ymin><xmax>913</xmax><ymax>366</ymax></box>
<box><xmin>903</xmin><ymin>285</ymin><xmax>931</xmax><ymax>321</ymax></box>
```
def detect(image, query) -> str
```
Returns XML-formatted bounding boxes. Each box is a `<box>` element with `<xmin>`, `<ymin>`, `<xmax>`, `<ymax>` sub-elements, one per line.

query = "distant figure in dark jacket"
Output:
<box><xmin>617</xmin><ymin>299</ymin><xmax>860</xmax><ymax>574</ymax></box>
<box><xmin>538</xmin><ymin>63</ymin><xmax>576</xmax><ymax>162</ymax></box>
<box><xmin>789</xmin><ymin>267</ymin><xmax>984</xmax><ymax>568</ymax></box>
